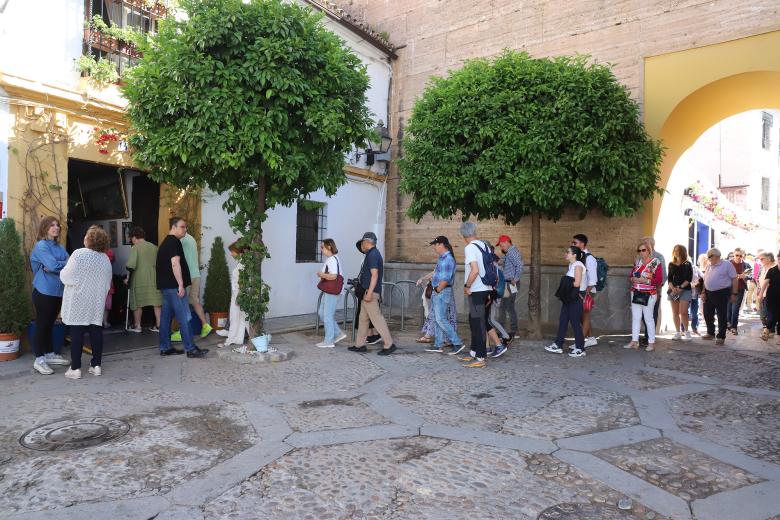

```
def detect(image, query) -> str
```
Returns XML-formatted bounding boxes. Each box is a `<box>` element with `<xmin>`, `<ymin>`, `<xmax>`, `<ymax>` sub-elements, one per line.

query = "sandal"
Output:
<box><xmin>761</xmin><ymin>328</ymin><xmax>769</xmax><ymax>341</ymax></box>
<box><xmin>416</xmin><ymin>336</ymin><xmax>433</xmax><ymax>343</ymax></box>
<box><xmin>623</xmin><ymin>341</ymin><xmax>639</xmax><ymax>350</ymax></box>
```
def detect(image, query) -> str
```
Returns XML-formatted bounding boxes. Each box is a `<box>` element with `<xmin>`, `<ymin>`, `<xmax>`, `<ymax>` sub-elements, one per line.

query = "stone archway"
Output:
<box><xmin>643</xmin><ymin>30</ymin><xmax>780</xmax><ymax>235</ymax></box>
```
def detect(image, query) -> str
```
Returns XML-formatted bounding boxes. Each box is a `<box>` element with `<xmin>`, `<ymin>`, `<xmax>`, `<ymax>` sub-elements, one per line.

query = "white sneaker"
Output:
<box><xmin>215</xmin><ymin>329</ymin><xmax>229</xmax><ymax>337</ymax></box>
<box><xmin>544</xmin><ymin>343</ymin><xmax>563</xmax><ymax>354</ymax></box>
<box><xmin>672</xmin><ymin>332</ymin><xmax>681</xmax><ymax>341</ymax></box>
<box><xmin>584</xmin><ymin>337</ymin><xmax>598</xmax><ymax>348</ymax></box>
<box><xmin>128</xmin><ymin>327</ymin><xmax>142</xmax><ymax>333</ymax></box>
<box><xmin>568</xmin><ymin>348</ymin><xmax>586</xmax><ymax>357</ymax></box>
<box><xmin>44</xmin><ymin>353</ymin><xmax>70</xmax><ymax>365</ymax></box>
<box><xmin>149</xmin><ymin>326</ymin><xmax>160</xmax><ymax>332</ymax></box>
<box><xmin>88</xmin><ymin>366</ymin><xmax>102</xmax><ymax>376</ymax></box>
<box><xmin>333</xmin><ymin>332</ymin><xmax>348</xmax><ymax>345</ymax></box>
<box><xmin>682</xmin><ymin>331</ymin><xmax>692</xmax><ymax>342</ymax></box>
<box><xmin>317</xmin><ymin>342</ymin><xmax>335</xmax><ymax>348</ymax></box>
<box><xmin>64</xmin><ymin>368</ymin><xmax>81</xmax><ymax>379</ymax></box>
<box><xmin>33</xmin><ymin>360</ymin><xmax>54</xmax><ymax>375</ymax></box>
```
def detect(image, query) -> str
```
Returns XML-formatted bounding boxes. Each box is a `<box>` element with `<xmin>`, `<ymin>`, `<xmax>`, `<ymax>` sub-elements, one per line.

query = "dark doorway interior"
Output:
<box><xmin>131</xmin><ymin>175</ymin><xmax>160</xmax><ymax>246</ymax></box>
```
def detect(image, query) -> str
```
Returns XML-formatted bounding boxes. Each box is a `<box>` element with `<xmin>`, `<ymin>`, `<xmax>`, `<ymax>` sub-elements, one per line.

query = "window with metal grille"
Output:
<box><xmin>761</xmin><ymin>177</ymin><xmax>770</xmax><ymax>211</ymax></box>
<box><xmin>295</xmin><ymin>202</ymin><xmax>327</xmax><ymax>263</ymax></box>
<box><xmin>761</xmin><ymin>112</ymin><xmax>773</xmax><ymax>150</ymax></box>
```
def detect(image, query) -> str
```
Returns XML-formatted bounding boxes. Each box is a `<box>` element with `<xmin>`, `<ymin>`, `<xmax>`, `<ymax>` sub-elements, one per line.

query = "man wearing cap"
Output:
<box><xmin>497</xmin><ymin>234</ymin><xmax>523</xmax><ymax>339</ymax></box>
<box><xmin>427</xmin><ymin>236</ymin><xmax>464</xmax><ymax>354</ymax></box>
<box><xmin>349</xmin><ymin>232</ymin><xmax>397</xmax><ymax>355</ymax></box>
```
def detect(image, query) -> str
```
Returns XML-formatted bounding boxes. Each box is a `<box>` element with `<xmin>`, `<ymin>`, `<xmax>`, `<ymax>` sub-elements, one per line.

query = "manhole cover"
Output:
<box><xmin>19</xmin><ymin>417</ymin><xmax>131</xmax><ymax>451</ymax></box>
<box><xmin>538</xmin><ymin>503</ymin><xmax>643</xmax><ymax>519</ymax></box>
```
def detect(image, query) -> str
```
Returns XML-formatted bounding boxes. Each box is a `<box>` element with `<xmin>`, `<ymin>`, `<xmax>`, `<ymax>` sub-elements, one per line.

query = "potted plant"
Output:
<box><xmin>203</xmin><ymin>237</ymin><xmax>231</xmax><ymax>330</ymax></box>
<box><xmin>0</xmin><ymin>219</ymin><xmax>32</xmax><ymax>361</ymax></box>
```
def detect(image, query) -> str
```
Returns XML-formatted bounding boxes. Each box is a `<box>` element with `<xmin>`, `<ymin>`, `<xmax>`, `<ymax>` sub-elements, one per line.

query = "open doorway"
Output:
<box><xmin>67</xmin><ymin>159</ymin><xmax>161</xmax><ymax>351</ymax></box>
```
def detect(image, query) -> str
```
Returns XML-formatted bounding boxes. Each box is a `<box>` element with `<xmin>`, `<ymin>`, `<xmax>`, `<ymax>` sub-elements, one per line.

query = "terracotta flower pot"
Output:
<box><xmin>0</xmin><ymin>332</ymin><xmax>21</xmax><ymax>362</ymax></box>
<box><xmin>209</xmin><ymin>312</ymin><xmax>229</xmax><ymax>331</ymax></box>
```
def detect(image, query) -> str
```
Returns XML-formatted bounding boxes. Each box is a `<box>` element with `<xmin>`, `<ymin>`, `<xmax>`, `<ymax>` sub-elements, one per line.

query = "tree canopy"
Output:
<box><xmin>123</xmin><ymin>0</ymin><xmax>373</xmax><ymax>332</ymax></box>
<box><xmin>399</xmin><ymin>51</ymin><xmax>664</xmax><ymax>223</ymax></box>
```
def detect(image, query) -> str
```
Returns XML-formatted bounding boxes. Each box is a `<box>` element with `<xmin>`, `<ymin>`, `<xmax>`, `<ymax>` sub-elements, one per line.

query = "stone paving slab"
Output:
<box><xmin>594</xmin><ymin>437</ymin><xmax>764</xmax><ymax>501</ymax></box>
<box><xmin>275</xmin><ymin>396</ymin><xmax>391</xmax><ymax>432</ymax></box>
<box><xmin>669</xmin><ymin>388</ymin><xmax>780</xmax><ymax>465</ymax></box>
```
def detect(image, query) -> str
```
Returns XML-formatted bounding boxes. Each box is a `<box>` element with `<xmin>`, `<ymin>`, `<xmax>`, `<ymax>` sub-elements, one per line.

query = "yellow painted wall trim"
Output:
<box><xmin>0</xmin><ymin>72</ymin><xmax>127</xmax><ymax>123</ymax></box>
<box><xmin>344</xmin><ymin>164</ymin><xmax>386</xmax><ymax>183</ymax></box>
<box><xmin>643</xmin><ymin>30</ymin><xmax>780</xmax><ymax>235</ymax></box>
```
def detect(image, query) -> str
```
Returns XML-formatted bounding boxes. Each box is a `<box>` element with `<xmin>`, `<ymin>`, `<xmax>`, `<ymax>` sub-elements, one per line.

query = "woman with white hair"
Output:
<box><xmin>625</xmin><ymin>238</ymin><xmax>661</xmax><ymax>352</ymax></box>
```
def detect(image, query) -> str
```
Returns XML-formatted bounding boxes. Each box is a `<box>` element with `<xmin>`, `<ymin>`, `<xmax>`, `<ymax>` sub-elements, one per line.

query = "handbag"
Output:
<box><xmin>583</xmin><ymin>292</ymin><xmax>594</xmax><ymax>312</ymax></box>
<box><xmin>317</xmin><ymin>257</ymin><xmax>344</xmax><ymax>295</ymax></box>
<box><xmin>425</xmin><ymin>282</ymin><xmax>433</xmax><ymax>299</ymax></box>
<box><xmin>632</xmin><ymin>291</ymin><xmax>651</xmax><ymax>306</ymax></box>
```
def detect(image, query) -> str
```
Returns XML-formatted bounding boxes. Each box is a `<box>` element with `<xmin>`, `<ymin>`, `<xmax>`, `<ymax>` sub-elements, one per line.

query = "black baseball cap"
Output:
<box><xmin>429</xmin><ymin>236</ymin><xmax>450</xmax><ymax>245</ymax></box>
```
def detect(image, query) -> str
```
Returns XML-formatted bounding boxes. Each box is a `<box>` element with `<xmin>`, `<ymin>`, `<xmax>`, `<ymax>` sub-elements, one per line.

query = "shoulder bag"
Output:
<box><xmin>317</xmin><ymin>257</ymin><xmax>344</xmax><ymax>295</ymax></box>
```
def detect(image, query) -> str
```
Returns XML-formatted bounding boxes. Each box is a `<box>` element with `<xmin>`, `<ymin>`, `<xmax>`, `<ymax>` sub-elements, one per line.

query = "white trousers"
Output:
<box><xmin>631</xmin><ymin>294</ymin><xmax>657</xmax><ymax>343</ymax></box>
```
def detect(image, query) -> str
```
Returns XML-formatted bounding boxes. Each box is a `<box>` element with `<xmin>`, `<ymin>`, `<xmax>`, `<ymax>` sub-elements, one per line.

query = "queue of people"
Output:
<box><xmin>29</xmin><ymin>215</ymin><xmax>210</xmax><ymax>377</ymax></box>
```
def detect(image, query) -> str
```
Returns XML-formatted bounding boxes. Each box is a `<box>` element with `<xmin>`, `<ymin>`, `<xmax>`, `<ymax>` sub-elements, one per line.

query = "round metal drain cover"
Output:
<box><xmin>20</xmin><ymin>417</ymin><xmax>130</xmax><ymax>451</ymax></box>
<box><xmin>538</xmin><ymin>503</ymin><xmax>643</xmax><ymax>519</ymax></box>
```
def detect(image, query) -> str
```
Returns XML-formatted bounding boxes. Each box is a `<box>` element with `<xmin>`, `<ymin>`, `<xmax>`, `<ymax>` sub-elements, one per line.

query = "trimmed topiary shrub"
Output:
<box><xmin>0</xmin><ymin>219</ymin><xmax>32</xmax><ymax>334</ymax></box>
<box><xmin>203</xmin><ymin>236</ymin><xmax>231</xmax><ymax>313</ymax></box>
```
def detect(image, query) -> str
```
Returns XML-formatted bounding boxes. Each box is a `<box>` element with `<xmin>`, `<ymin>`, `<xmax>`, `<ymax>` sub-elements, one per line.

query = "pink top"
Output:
<box><xmin>631</xmin><ymin>258</ymin><xmax>661</xmax><ymax>294</ymax></box>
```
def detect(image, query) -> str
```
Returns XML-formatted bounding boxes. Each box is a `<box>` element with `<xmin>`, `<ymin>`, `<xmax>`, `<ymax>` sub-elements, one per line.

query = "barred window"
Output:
<box><xmin>296</xmin><ymin>202</ymin><xmax>327</xmax><ymax>263</ymax></box>
<box><xmin>761</xmin><ymin>177</ymin><xmax>770</xmax><ymax>211</ymax></box>
<box><xmin>761</xmin><ymin>111</ymin><xmax>773</xmax><ymax>150</ymax></box>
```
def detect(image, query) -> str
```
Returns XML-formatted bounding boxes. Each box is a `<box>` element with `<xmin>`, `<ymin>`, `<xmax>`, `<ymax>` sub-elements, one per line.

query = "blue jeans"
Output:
<box><xmin>689</xmin><ymin>296</ymin><xmax>699</xmax><ymax>331</ymax></box>
<box><xmin>319</xmin><ymin>292</ymin><xmax>342</xmax><ymax>343</ymax></box>
<box><xmin>160</xmin><ymin>288</ymin><xmax>196</xmax><ymax>352</ymax></box>
<box><xmin>432</xmin><ymin>287</ymin><xmax>462</xmax><ymax>348</ymax></box>
<box><xmin>726</xmin><ymin>288</ymin><xmax>745</xmax><ymax>329</ymax></box>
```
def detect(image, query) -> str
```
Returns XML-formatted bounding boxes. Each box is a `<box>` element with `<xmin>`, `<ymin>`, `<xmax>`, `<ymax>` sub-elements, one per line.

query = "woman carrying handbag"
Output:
<box><xmin>625</xmin><ymin>239</ymin><xmax>661</xmax><ymax>352</ymax></box>
<box><xmin>316</xmin><ymin>239</ymin><xmax>346</xmax><ymax>348</ymax></box>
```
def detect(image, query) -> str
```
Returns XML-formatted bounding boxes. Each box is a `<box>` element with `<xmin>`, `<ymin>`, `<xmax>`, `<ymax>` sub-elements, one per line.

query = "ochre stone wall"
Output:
<box><xmin>348</xmin><ymin>0</ymin><xmax>780</xmax><ymax>266</ymax></box>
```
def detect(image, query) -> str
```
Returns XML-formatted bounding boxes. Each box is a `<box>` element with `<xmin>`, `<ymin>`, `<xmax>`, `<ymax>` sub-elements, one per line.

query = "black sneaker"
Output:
<box><xmin>501</xmin><ymin>336</ymin><xmax>511</xmax><ymax>347</ymax></box>
<box><xmin>160</xmin><ymin>348</ymin><xmax>184</xmax><ymax>356</ymax></box>
<box><xmin>186</xmin><ymin>347</ymin><xmax>209</xmax><ymax>358</ymax></box>
<box><xmin>448</xmin><ymin>344</ymin><xmax>466</xmax><ymax>355</ymax></box>
<box><xmin>366</xmin><ymin>334</ymin><xmax>382</xmax><ymax>345</ymax></box>
<box><xmin>348</xmin><ymin>345</ymin><xmax>367</xmax><ymax>353</ymax></box>
<box><xmin>378</xmin><ymin>344</ymin><xmax>397</xmax><ymax>356</ymax></box>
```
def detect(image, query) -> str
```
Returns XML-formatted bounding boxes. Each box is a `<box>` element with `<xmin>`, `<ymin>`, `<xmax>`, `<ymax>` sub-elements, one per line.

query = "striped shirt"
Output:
<box><xmin>502</xmin><ymin>245</ymin><xmax>524</xmax><ymax>282</ymax></box>
<box><xmin>632</xmin><ymin>258</ymin><xmax>661</xmax><ymax>294</ymax></box>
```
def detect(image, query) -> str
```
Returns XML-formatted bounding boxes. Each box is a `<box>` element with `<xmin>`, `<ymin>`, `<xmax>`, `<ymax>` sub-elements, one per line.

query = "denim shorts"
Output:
<box><xmin>669</xmin><ymin>289</ymin><xmax>692</xmax><ymax>302</ymax></box>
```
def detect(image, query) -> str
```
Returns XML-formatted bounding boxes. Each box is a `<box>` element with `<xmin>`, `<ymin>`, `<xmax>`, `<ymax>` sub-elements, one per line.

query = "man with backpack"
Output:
<box><xmin>459</xmin><ymin>222</ymin><xmax>496</xmax><ymax>368</ymax></box>
<box><xmin>572</xmin><ymin>234</ymin><xmax>605</xmax><ymax>348</ymax></box>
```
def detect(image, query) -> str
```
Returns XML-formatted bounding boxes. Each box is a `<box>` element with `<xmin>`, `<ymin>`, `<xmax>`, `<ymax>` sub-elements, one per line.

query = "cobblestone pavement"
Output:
<box><xmin>0</xmin><ymin>315</ymin><xmax>777</xmax><ymax>520</ymax></box>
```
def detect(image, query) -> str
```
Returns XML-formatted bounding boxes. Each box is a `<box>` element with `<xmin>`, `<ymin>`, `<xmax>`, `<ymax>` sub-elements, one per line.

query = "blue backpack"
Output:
<box><xmin>495</xmin><ymin>266</ymin><xmax>506</xmax><ymax>295</ymax></box>
<box><xmin>473</xmin><ymin>242</ymin><xmax>498</xmax><ymax>287</ymax></box>
<box><xmin>586</xmin><ymin>253</ymin><xmax>609</xmax><ymax>292</ymax></box>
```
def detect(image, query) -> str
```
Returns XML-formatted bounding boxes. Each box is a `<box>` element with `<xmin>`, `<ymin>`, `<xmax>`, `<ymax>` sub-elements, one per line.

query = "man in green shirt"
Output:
<box><xmin>171</xmin><ymin>232</ymin><xmax>213</xmax><ymax>340</ymax></box>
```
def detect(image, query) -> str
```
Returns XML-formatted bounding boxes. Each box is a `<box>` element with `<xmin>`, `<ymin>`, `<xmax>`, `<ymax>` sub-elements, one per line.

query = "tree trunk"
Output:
<box><xmin>527</xmin><ymin>210</ymin><xmax>543</xmax><ymax>339</ymax></box>
<box><xmin>250</xmin><ymin>177</ymin><xmax>267</xmax><ymax>337</ymax></box>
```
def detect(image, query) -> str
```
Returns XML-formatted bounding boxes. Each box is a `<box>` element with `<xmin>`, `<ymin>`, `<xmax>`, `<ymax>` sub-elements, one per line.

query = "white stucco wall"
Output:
<box><xmin>200</xmin><ymin>177</ymin><xmax>386</xmax><ymax>318</ymax></box>
<box><xmin>0</xmin><ymin>0</ymin><xmax>83</xmax><ymax>88</ymax></box>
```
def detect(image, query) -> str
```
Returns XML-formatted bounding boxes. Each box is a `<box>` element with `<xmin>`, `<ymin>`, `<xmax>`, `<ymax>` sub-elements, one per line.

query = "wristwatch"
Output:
<box><xmin>464</xmin><ymin>283</ymin><xmax>471</xmax><ymax>288</ymax></box>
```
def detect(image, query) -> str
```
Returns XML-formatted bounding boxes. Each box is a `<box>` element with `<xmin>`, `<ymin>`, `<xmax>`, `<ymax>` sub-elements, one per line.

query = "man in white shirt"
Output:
<box><xmin>572</xmin><ymin>234</ymin><xmax>598</xmax><ymax>347</ymax></box>
<box><xmin>459</xmin><ymin>221</ymin><xmax>494</xmax><ymax>368</ymax></box>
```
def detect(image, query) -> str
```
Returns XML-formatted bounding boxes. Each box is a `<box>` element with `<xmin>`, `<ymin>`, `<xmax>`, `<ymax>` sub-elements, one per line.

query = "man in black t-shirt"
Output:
<box><xmin>348</xmin><ymin>231</ymin><xmax>396</xmax><ymax>355</ymax></box>
<box><xmin>156</xmin><ymin>217</ymin><xmax>208</xmax><ymax>358</ymax></box>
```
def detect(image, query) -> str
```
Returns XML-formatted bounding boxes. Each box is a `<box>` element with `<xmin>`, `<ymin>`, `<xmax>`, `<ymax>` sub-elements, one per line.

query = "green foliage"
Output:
<box><xmin>0</xmin><ymin>219</ymin><xmax>32</xmax><ymax>335</ymax></box>
<box><xmin>123</xmin><ymin>0</ymin><xmax>373</xmax><ymax>331</ymax></box>
<box><xmin>76</xmin><ymin>55</ymin><xmax>119</xmax><ymax>85</ymax></box>
<box><xmin>203</xmin><ymin>237</ymin><xmax>231</xmax><ymax>313</ymax></box>
<box><xmin>399</xmin><ymin>51</ymin><xmax>664</xmax><ymax>224</ymax></box>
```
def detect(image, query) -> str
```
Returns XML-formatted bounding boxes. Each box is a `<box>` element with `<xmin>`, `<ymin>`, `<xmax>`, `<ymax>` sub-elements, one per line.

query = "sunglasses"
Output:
<box><xmin>637</xmin><ymin>248</ymin><xmax>647</xmax><ymax>253</ymax></box>
<box><xmin>734</xmin><ymin>254</ymin><xmax>743</xmax><ymax>257</ymax></box>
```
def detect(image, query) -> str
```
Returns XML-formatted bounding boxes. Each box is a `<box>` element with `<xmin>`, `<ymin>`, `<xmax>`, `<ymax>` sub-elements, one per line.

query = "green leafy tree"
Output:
<box><xmin>399</xmin><ymin>51</ymin><xmax>664</xmax><ymax>338</ymax></box>
<box><xmin>123</xmin><ymin>0</ymin><xmax>373</xmax><ymax>335</ymax></box>
<box><xmin>203</xmin><ymin>237</ymin><xmax>231</xmax><ymax>313</ymax></box>
<box><xmin>0</xmin><ymin>219</ymin><xmax>32</xmax><ymax>335</ymax></box>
